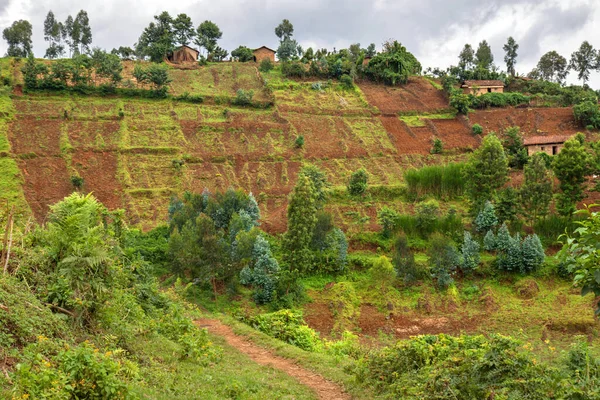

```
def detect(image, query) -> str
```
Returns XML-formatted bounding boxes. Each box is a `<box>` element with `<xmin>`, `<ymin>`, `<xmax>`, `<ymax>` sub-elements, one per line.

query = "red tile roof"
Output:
<box><xmin>523</xmin><ymin>135</ymin><xmax>571</xmax><ymax>145</ymax></box>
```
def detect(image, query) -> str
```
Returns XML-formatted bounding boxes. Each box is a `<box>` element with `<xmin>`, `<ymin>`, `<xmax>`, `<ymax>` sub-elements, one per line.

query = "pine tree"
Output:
<box><xmin>283</xmin><ymin>175</ymin><xmax>317</xmax><ymax>274</ymax></box>
<box><xmin>495</xmin><ymin>223</ymin><xmax>511</xmax><ymax>252</ymax></box>
<box><xmin>521</xmin><ymin>153</ymin><xmax>553</xmax><ymax>223</ymax></box>
<box><xmin>483</xmin><ymin>230</ymin><xmax>496</xmax><ymax>251</ymax></box>
<box><xmin>522</xmin><ymin>234</ymin><xmax>545</xmax><ymax>273</ymax></box>
<box><xmin>496</xmin><ymin>187</ymin><xmax>519</xmax><ymax>224</ymax></box>
<box><xmin>497</xmin><ymin>233</ymin><xmax>523</xmax><ymax>272</ymax></box>
<box><xmin>246</xmin><ymin>192</ymin><xmax>260</xmax><ymax>225</ymax></box>
<box><xmin>460</xmin><ymin>231</ymin><xmax>480</xmax><ymax>274</ymax></box>
<box><xmin>553</xmin><ymin>137</ymin><xmax>591</xmax><ymax>216</ymax></box>
<box><xmin>464</xmin><ymin>133</ymin><xmax>508</xmax><ymax>212</ymax></box>
<box><xmin>474</xmin><ymin>201</ymin><xmax>498</xmax><ymax>232</ymax></box>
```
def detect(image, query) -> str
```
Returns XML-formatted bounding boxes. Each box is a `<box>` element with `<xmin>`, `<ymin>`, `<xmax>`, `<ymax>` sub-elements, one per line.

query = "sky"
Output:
<box><xmin>0</xmin><ymin>0</ymin><xmax>599</xmax><ymax>88</ymax></box>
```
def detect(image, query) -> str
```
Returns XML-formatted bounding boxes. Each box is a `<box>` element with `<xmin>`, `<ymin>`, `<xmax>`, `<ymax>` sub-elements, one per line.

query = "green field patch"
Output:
<box><xmin>399</xmin><ymin>111</ymin><xmax>457</xmax><ymax>127</ymax></box>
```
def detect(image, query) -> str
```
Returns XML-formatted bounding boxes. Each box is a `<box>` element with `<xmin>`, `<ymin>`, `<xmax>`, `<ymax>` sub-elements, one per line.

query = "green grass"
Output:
<box><xmin>404</xmin><ymin>162</ymin><xmax>466</xmax><ymax>200</ymax></box>
<box><xmin>399</xmin><ymin>111</ymin><xmax>457</xmax><ymax>127</ymax></box>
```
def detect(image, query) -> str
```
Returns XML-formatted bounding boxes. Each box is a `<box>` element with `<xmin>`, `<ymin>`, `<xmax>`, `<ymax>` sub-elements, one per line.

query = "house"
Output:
<box><xmin>253</xmin><ymin>46</ymin><xmax>276</xmax><ymax>63</ymax></box>
<box><xmin>523</xmin><ymin>135</ymin><xmax>571</xmax><ymax>156</ymax></box>
<box><xmin>168</xmin><ymin>45</ymin><xmax>199</xmax><ymax>63</ymax></box>
<box><xmin>461</xmin><ymin>80</ymin><xmax>505</xmax><ymax>95</ymax></box>
<box><xmin>362</xmin><ymin>56</ymin><xmax>371</xmax><ymax>66</ymax></box>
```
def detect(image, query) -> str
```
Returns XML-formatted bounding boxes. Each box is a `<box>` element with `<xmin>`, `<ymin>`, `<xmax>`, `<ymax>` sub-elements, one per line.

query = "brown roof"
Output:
<box><xmin>175</xmin><ymin>45</ymin><xmax>199</xmax><ymax>55</ymax></box>
<box><xmin>461</xmin><ymin>80</ymin><xmax>505</xmax><ymax>87</ymax></box>
<box><xmin>253</xmin><ymin>46</ymin><xmax>276</xmax><ymax>53</ymax></box>
<box><xmin>523</xmin><ymin>135</ymin><xmax>571</xmax><ymax>146</ymax></box>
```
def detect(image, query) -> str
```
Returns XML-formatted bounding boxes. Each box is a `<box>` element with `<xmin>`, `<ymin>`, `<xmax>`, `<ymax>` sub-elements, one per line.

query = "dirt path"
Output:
<box><xmin>196</xmin><ymin>319</ymin><xmax>351</xmax><ymax>400</ymax></box>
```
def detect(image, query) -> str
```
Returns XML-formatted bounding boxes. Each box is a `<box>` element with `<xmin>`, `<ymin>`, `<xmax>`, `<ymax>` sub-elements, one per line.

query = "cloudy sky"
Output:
<box><xmin>0</xmin><ymin>0</ymin><xmax>599</xmax><ymax>88</ymax></box>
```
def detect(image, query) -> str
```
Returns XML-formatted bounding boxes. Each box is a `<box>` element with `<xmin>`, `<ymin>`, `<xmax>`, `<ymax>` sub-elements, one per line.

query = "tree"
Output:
<box><xmin>231</xmin><ymin>46</ymin><xmax>254</xmax><ymax>62</ymax></box>
<box><xmin>369</xmin><ymin>256</ymin><xmax>396</xmax><ymax>292</ymax></box>
<box><xmin>195</xmin><ymin>20</ymin><xmax>222</xmax><ymax>58</ymax></box>
<box><xmin>347</xmin><ymin>168</ymin><xmax>368</xmax><ymax>196</ymax></box>
<box><xmin>460</xmin><ymin>231</ymin><xmax>480</xmax><ymax>274</ymax></box>
<box><xmin>503</xmin><ymin>36</ymin><xmax>518</xmax><ymax>76</ymax></box>
<box><xmin>495</xmin><ymin>223</ymin><xmax>512</xmax><ymax>252</ymax></box>
<box><xmin>277</xmin><ymin>38</ymin><xmax>300</xmax><ymax>62</ymax></box>
<box><xmin>475</xmin><ymin>40</ymin><xmax>494</xmax><ymax>70</ymax></box>
<box><xmin>63</xmin><ymin>15</ymin><xmax>75</xmax><ymax>56</ymax></box>
<box><xmin>559</xmin><ymin>207</ymin><xmax>600</xmax><ymax>314</ymax></box>
<box><xmin>573</xmin><ymin>101</ymin><xmax>600</xmax><ymax>129</ymax></box>
<box><xmin>365</xmin><ymin>43</ymin><xmax>376</xmax><ymax>58</ymax></box>
<box><xmin>173</xmin><ymin>13</ymin><xmax>195</xmax><ymax>46</ymax></box>
<box><xmin>74</xmin><ymin>10</ymin><xmax>92</xmax><ymax>55</ymax></box>
<box><xmin>365</xmin><ymin>40</ymin><xmax>421</xmax><ymax>85</ymax></box>
<box><xmin>275</xmin><ymin>19</ymin><xmax>294</xmax><ymax>41</ymax></box>
<box><xmin>533</xmin><ymin>50</ymin><xmax>568</xmax><ymax>84</ymax></box>
<box><xmin>378</xmin><ymin>207</ymin><xmax>400</xmax><ymax>239</ymax></box>
<box><xmin>283</xmin><ymin>175</ymin><xmax>317</xmax><ymax>274</ymax></box>
<box><xmin>91</xmin><ymin>48</ymin><xmax>123</xmax><ymax>85</ymax></box>
<box><xmin>111</xmin><ymin>46</ymin><xmax>135</xmax><ymax>60</ymax></box>
<box><xmin>474</xmin><ymin>201</ymin><xmax>498</xmax><ymax>232</ymax></box>
<box><xmin>2</xmin><ymin>20</ymin><xmax>33</xmax><ymax>57</ymax></box>
<box><xmin>552</xmin><ymin>137</ymin><xmax>591</xmax><ymax>216</ymax></box>
<box><xmin>300</xmin><ymin>164</ymin><xmax>330</xmax><ymax>208</ymax></box>
<box><xmin>569</xmin><ymin>41</ymin><xmax>598</xmax><ymax>85</ymax></box>
<box><xmin>428</xmin><ymin>234</ymin><xmax>460</xmax><ymax>289</ymax></box>
<box><xmin>239</xmin><ymin>235</ymin><xmax>280</xmax><ymax>304</ymax></box>
<box><xmin>483</xmin><ymin>230</ymin><xmax>496</xmax><ymax>251</ymax></box>
<box><xmin>521</xmin><ymin>234</ymin><xmax>545</xmax><ymax>273</ymax></box>
<box><xmin>136</xmin><ymin>11</ymin><xmax>174</xmax><ymax>62</ymax></box>
<box><xmin>392</xmin><ymin>234</ymin><xmax>417</xmax><ymax>283</ymax></box>
<box><xmin>458</xmin><ymin>44</ymin><xmax>475</xmax><ymax>71</ymax></box>
<box><xmin>520</xmin><ymin>153</ymin><xmax>553</xmax><ymax>223</ymax></box>
<box><xmin>496</xmin><ymin>233</ymin><xmax>522</xmax><ymax>272</ymax></box>
<box><xmin>502</xmin><ymin>126</ymin><xmax>528</xmax><ymax>169</ymax></box>
<box><xmin>463</xmin><ymin>133</ymin><xmax>509</xmax><ymax>211</ymax></box>
<box><xmin>493</xmin><ymin>187</ymin><xmax>517</xmax><ymax>224</ymax></box>
<box><xmin>43</xmin><ymin>11</ymin><xmax>64</xmax><ymax>59</ymax></box>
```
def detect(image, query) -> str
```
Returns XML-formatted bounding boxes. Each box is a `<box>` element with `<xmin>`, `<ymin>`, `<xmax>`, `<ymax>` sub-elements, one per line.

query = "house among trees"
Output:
<box><xmin>253</xmin><ymin>46</ymin><xmax>276</xmax><ymax>63</ymax></box>
<box><xmin>168</xmin><ymin>45</ymin><xmax>199</xmax><ymax>63</ymax></box>
<box><xmin>461</xmin><ymin>80</ymin><xmax>505</xmax><ymax>95</ymax></box>
<box><xmin>523</xmin><ymin>135</ymin><xmax>571</xmax><ymax>156</ymax></box>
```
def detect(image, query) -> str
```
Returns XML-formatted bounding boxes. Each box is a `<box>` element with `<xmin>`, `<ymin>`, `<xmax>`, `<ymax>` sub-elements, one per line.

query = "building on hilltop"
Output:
<box><xmin>461</xmin><ymin>80</ymin><xmax>504</xmax><ymax>95</ymax></box>
<box><xmin>523</xmin><ymin>135</ymin><xmax>571</xmax><ymax>156</ymax></box>
<box><xmin>253</xmin><ymin>46</ymin><xmax>276</xmax><ymax>63</ymax></box>
<box><xmin>168</xmin><ymin>45</ymin><xmax>200</xmax><ymax>63</ymax></box>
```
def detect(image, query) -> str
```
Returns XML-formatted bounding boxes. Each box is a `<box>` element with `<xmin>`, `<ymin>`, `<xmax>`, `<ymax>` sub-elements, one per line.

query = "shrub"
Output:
<box><xmin>428</xmin><ymin>234</ymin><xmax>460</xmax><ymax>289</ymax></box>
<box><xmin>281</xmin><ymin>61</ymin><xmax>305</xmax><ymax>78</ymax></box>
<box><xmin>259</xmin><ymin>58</ymin><xmax>274</xmax><ymax>72</ymax></box>
<box><xmin>369</xmin><ymin>256</ymin><xmax>396</xmax><ymax>291</ymax></box>
<box><xmin>340</xmin><ymin>74</ymin><xmax>354</xmax><ymax>89</ymax></box>
<box><xmin>573</xmin><ymin>100</ymin><xmax>600</xmax><ymax>129</ymax></box>
<box><xmin>474</xmin><ymin>200</ymin><xmax>498</xmax><ymax>232</ymax></box>
<box><xmin>404</xmin><ymin>163</ymin><xmax>466</xmax><ymax>200</ymax></box>
<box><xmin>392</xmin><ymin>234</ymin><xmax>418</xmax><ymax>283</ymax></box>
<box><xmin>347</xmin><ymin>168</ymin><xmax>368</xmax><ymax>196</ymax></box>
<box><xmin>415</xmin><ymin>199</ymin><xmax>440</xmax><ymax>237</ymax></box>
<box><xmin>70</xmin><ymin>175</ymin><xmax>84</xmax><ymax>189</ymax></box>
<box><xmin>377</xmin><ymin>206</ymin><xmax>401</xmax><ymax>238</ymax></box>
<box><xmin>430</xmin><ymin>138</ymin><xmax>443</xmax><ymax>154</ymax></box>
<box><xmin>247</xmin><ymin>309</ymin><xmax>321</xmax><ymax>351</ymax></box>
<box><xmin>472</xmin><ymin>123</ymin><xmax>483</xmax><ymax>135</ymax></box>
<box><xmin>294</xmin><ymin>135</ymin><xmax>305</xmax><ymax>148</ymax></box>
<box><xmin>449</xmin><ymin>91</ymin><xmax>470</xmax><ymax>114</ymax></box>
<box><xmin>232</xmin><ymin>89</ymin><xmax>254</xmax><ymax>106</ymax></box>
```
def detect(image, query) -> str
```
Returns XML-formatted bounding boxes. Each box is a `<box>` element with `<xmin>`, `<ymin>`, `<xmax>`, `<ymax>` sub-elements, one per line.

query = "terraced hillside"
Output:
<box><xmin>0</xmin><ymin>61</ymin><xmax>584</xmax><ymax>233</ymax></box>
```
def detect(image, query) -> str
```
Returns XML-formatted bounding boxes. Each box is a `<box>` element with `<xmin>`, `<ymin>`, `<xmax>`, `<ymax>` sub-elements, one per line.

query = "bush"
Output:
<box><xmin>259</xmin><ymin>58</ymin><xmax>274</xmax><ymax>72</ymax></box>
<box><xmin>428</xmin><ymin>234</ymin><xmax>460</xmax><ymax>289</ymax></box>
<box><xmin>70</xmin><ymin>175</ymin><xmax>84</xmax><ymax>189</ymax></box>
<box><xmin>281</xmin><ymin>61</ymin><xmax>305</xmax><ymax>78</ymax></box>
<box><xmin>246</xmin><ymin>309</ymin><xmax>321</xmax><ymax>351</ymax></box>
<box><xmin>340</xmin><ymin>74</ymin><xmax>354</xmax><ymax>89</ymax></box>
<box><xmin>404</xmin><ymin>163</ymin><xmax>466</xmax><ymax>200</ymax></box>
<box><xmin>392</xmin><ymin>234</ymin><xmax>418</xmax><ymax>283</ymax></box>
<box><xmin>369</xmin><ymin>256</ymin><xmax>396</xmax><ymax>291</ymax></box>
<box><xmin>232</xmin><ymin>89</ymin><xmax>254</xmax><ymax>106</ymax></box>
<box><xmin>377</xmin><ymin>206</ymin><xmax>401</xmax><ymax>238</ymax></box>
<box><xmin>415</xmin><ymin>199</ymin><xmax>440</xmax><ymax>237</ymax></box>
<box><xmin>294</xmin><ymin>135</ymin><xmax>305</xmax><ymax>148</ymax></box>
<box><xmin>472</xmin><ymin>123</ymin><xmax>483</xmax><ymax>135</ymax></box>
<box><xmin>347</xmin><ymin>168</ymin><xmax>368</xmax><ymax>196</ymax></box>
<box><xmin>449</xmin><ymin>91</ymin><xmax>470</xmax><ymax>114</ymax></box>
<box><xmin>573</xmin><ymin>100</ymin><xmax>600</xmax><ymax>129</ymax></box>
<box><xmin>430</xmin><ymin>138</ymin><xmax>443</xmax><ymax>154</ymax></box>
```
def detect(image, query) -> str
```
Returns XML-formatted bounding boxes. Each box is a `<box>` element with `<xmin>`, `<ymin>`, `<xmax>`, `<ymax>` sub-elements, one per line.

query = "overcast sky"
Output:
<box><xmin>0</xmin><ymin>0</ymin><xmax>599</xmax><ymax>88</ymax></box>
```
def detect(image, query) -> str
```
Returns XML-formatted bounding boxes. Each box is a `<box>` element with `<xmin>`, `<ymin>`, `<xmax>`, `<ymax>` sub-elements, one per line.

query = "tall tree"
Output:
<box><xmin>173</xmin><ymin>13</ymin><xmax>195</xmax><ymax>47</ymax></box>
<box><xmin>533</xmin><ymin>50</ymin><xmax>568</xmax><ymax>84</ymax></box>
<box><xmin>475</xmin><ymin>40</ymin><xmax>494</xmax><ymax>70</ymax></box>
<box><xmin>63</xmin><ymin>15</ymin><xmax>75</xmax><ymax>57</ymax></box>
<box><xmin>569</xmin><ymin>41</ymin><xmax>598</xmax><ymax>85</ymax></box>
<box><xmin>520</xmin><ymin>153</ymin><xmax>553</xmax><ymax>223</ymax></box>
<box><xmin>275</xmin><ymin>19</ymin><xmax>294</xmax><ymax>42</ymax></box>
<box><xmin>72</xmin><ymin>10</ymin><xmax>92</xmax><ymax>55</ymax></box>
<box><xmin>458</xmin><ymin>43</ymin><xmax>475</xmax><ymax>71</ymax></box>
<box><xmin>503</xmin><ymin>36</ymin><xmax>518</xmax><ymax>76</ymax></box>
<box><xmin>463</xmin><ymin>133</ymin><xmax>508</xmax><ymax>211</ymax></box>
<box><xmin>2</xmin><ymin>20</ymin><xmax>33</xmax><ymax>57</ymax></box>
<box><xmin>136</xmin><ymin>11</ymin><xmax>174</xmax><ymax>62</ymax></box>
<box><xmin>43</xmin><ymin>11</ymin><xmax>64</xmax><ymax>59</ymax></box>
<box><xmin>365</xmin><ymin>43</ymin><xmax>376</xmax><ymax>58</ymax></box>
<box><xmin>283</xmin><ymin>175</ymin><xmax>317</xmax><ymax>274</ymax></box>
<box><xmin>553</xmin><ymin>137</ymin><xmax>591</xmax><ymax>216</ymax></box>
<box><xmin>195</xmin><ymin>20</ymin><xmax>222</xmax><ymax>58</ymax></box>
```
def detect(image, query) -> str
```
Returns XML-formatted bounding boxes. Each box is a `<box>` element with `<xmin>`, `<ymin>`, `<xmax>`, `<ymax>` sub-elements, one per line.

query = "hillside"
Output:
<box><xmin>0</xmin><ymin>60</ymin><xmax>583</xmax><ymax>233</ymax></box>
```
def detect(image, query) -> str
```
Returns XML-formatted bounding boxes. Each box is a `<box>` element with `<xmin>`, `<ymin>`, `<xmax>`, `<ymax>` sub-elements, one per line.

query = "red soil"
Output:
<box><xmin>358</xmin><ymin>78</ymin><xmax>448</xmax><ymax>114</ymax></box>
